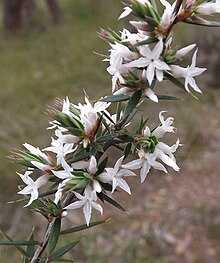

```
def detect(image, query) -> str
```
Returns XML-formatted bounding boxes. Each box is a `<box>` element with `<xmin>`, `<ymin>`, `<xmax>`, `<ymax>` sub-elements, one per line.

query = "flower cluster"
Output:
<box><xmin>14</xmin><ymin>0</ymin><xmax>217</xmax><ymax>228</ymax></box>
<box><xmin>16</xmin><ymin>96</ymin><xmax>180</xmax><ymax>225</ymax></box>
<box><xmin>102</xmin><ymin>0</ymin><xmax>216</xmax><ymax>100</ymax></box>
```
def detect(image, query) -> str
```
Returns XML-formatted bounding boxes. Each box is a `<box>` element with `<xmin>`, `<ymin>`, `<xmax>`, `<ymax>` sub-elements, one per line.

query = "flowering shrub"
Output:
<box><xmin>1</xmin><ymin>0</ymin><xmax>220</xmax><ymax>262</ymax></box>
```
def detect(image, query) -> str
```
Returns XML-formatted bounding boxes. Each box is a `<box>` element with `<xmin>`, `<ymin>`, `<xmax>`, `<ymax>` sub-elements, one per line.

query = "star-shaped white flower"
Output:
<box><xmin>125</xmin><ymin>40</ymin><xmax>170</xmax><ymax>85</ymax></box>
<box><xmin>77</xmin><ymin>97</ymin><xmax>110</xmax><ymax>117</ymax></box>
<box><xmin>122</xmin><ymin>149</ymin><xmax>167</xmax><ymax>183</ymax></box>
<box><xmin>44</xmin><ymin>129</ymin><xmax>77</xmax><ymax>171</ymax></box>
<box><xmin>72</xmin><ymin>156</ymin><xmax>102</xmax><ymax>193</ymax></box>
<box><xmin>99</xmin><ymin>156</ymin><xmax>136</xmax><ymax>194</ymax></box>
<box><xmin>64</xmin><ymin>186</ymin><xmax>103</xmax><ymax>226</ymax></box>
<box><xmin>151</xmin><ymin>111</ymin><xmax>175</xmax><ymax>138</ymax></box>
<box><xmin>18</xmin><ymin>171</ymin><xmax>47</xmax><ymax>207</ymax></box>
<box><xmin>122</xmin><ymin>112</ymin><xmax>180</xmax><ymax>182</ymax></box>
<box><xmin>170</xmin><ymin>49</ymin><xmax>206</xmax><ymax>93</ymax></box>
<box><xmin>107</xmin><ymin>50</ymin><xmax>130</xmax><ymax>92</ymax></box>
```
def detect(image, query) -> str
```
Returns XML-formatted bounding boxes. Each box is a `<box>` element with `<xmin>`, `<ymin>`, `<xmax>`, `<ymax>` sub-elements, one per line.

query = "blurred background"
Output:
<box><xmin>0</xmin><ymin>0</ymin><xmax>219</xmax><ymax>262</ymax></box>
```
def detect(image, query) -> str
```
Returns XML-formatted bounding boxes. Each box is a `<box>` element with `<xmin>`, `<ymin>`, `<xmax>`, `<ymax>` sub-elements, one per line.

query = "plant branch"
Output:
<box><xmin>30</xmin><ymin>192</ymin><xmax>76</xmax><ymax>263</ymax></box>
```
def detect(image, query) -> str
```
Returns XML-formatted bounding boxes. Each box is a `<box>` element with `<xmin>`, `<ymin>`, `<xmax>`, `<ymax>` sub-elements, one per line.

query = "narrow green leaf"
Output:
<box><xmin>71</xmin><ymin>178</ymin><xmax>89</xmax><ymax>191</ymax></box>
<box><xmin>100</xmin><ymin>182</ymin><xmax>112</xmax><ymax>191</ymax></box>
<box><xmin>0</xmin><ymin>230</ymin><xmax>35</xmax><ymax>258</ymax></box>
<box><xmin>60</xmin><ymin>220</ymin><xmax>106</xmax><ymax>235</ymax></box>
<box><xmin>50</xmin><ymin>240</ymin><xmax>80</xmax><ymax>259</ymax></box>
<box><xmin>117</xmin><ymin>134</ymin><xmax>134</xmax><ymax>143</ymax></box>
<box><xmin>125</xmin><ymin>107</ymin><xmax>138</xmax><ymax>125</ymax></box>
<box><xmin>116</xmin><ymin>101</ymin><xmax>121</xmax><ymax>122</ymax></box>
<box><xmin>164</xmin><ymin>73</ymin><xmax>186</xmax><ymax>91</ymax></box>
<box><xmin>0</xmin><ymin>241</ymin><xmax>38</xmax><ymax>246</ymax></box>
<box><xmin>97</xmin><ymin>157</ymin><xmax>108</xmax><ymax>174</ymax></box>
<box><xmin>136</xmin><ymin>37</ymin><xmax>157</xmax><ymax>46</ymax></box>
<box><xmin>157</xmin><ymin>95</ymin><xmax>181</xmax><ymax>100</ymax></box>
<box><xmin>123</xmin><ymin>143</ymin><xmax>132</xmax><ymax>159</ymax></box>
<box><xmin>98</xmin><ymin>192</ymin><xmax>125</xmax><ymax>212</ymax></box>
<box><xmin>100</xmin><ymin>95</ymin><xmax>130</xmax><ymax>102</ymax></box>
<box><xmin>67</xmin><ymin>127</ymin><xmax>82</xmax><ymax>136</ymax></box>
<box><xmin>96</xmin><ymin>134</ymin><xmax>113</xmax><ymax>143</ymax></box>
<box><xmin>48</xmin><ymin>218</ymin><xmax>61</xmax><ymax>254</ymax></box>
<box><xmin>124</xmin><ymin>90</ymin><xmax>142</xmax><ymax>116</ymax></box>
<box><xmin>50</xmin><ymin>259</ymin><xmax>73</xmax><ymax>262</ymax></box>
<box><xmin>25</xmin><ymin>231</ymin><xmax>35</xmax><ymax>263</ymax></box>
<box><xmin>149</xmin><ymin>0</ymin><xmax>158</xmax><ymax>12</ymax></box>
<box><xmin>69</xmin><ymin>150</ymin><xmax>90</xmax><ymax>163</ymax></box>
<box><xmin>136</xmin><ymin>116</ymin><xmax>149</xmax><ymax>134</ymax></box>
<box><xmin>185</xmin><ymin>17</ymin><xmax>220</xmax><ymax>27</ymax></box>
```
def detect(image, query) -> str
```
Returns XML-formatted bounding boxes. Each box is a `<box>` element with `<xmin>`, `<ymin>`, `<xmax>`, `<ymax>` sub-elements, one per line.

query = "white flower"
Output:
<box><xmin>121</xmin><ymin>28</ymin><xmax>145</xmax><ymax>44</ymax></box>
<box><xmin>122</xmin><ymin>112</ymin><xmax>180</xmax><ymax>182</ymax></box>
<box><xmin>44</xmin><ymin>129</ymin><xmax>77</xmax><ymax>171</ymax></box>
<box><xmin>122</xmin><ymin>149</ymin><xmax>167</xmax><ymax>182</ymax></box>
<box><xmin>99</xmin><ymin>156</ymin><xmax>136</xmax><ymax>194</ymax></box>
<box><xmin>64</xmin><ymin>186</ymin><xmax>103</xmax><ymax>226</ymax></box>
<box><xmin>52</xmin><ymin>170</ymin><xmax>74</xmax><ymax>179</ymax></box>
<box><xmin>125</xmin><ymin>40</ymin><xmax>170</xmax><ymax>85</ymax></box>
<box><xmin>196</xmin><ymin>0</ymin><xmax>220</xmax><ymax>15</ymax></box>
<box><xmin>62</xmin><ymin>96</ymin><xmax>71</xmax><ymax>115</ymax></box>
<box><xmin>107</xmin><ymin>48</ymin><xmax>131</xmax><ymax>92</ymax></box>
<box><xmin>77</xmin><ymin>97</ymin><xmax>110</xmax><ymax>117</ymax></box>
<box><xmin>113</xmin><ymin>85</ymin><xmax>158</xmax><ymax>103</ymax></box>
<box><xmin>176</xmin><ymin>44</ymin><xmax>196</xmax><ymax>58</ymax></box>
<box><xmin>31</xmin><ymin>161</ymin><xmax>53</xmax><ymax>174</ymax></box>
<box><xmin>54</xmin><ymin>179</ymin><xmax>70</xmax><ymax>204</ymax></box>
<box><xmin>119</xmin><ymin>6</ymin><xmax>132</xmax><ymax>19</ymax></box>
<box><xmin>159</xmin><ymin>0</ymin><xmax>177</xmax><ymax>29</ymax></box>
<box><xmin>17</xmin><ymin>171</ymin><xmax>47</xmax><ymax>207</ymax></box>
<box><xmin>23</xmin><ymin>143</ymin><xmax>50</xmax><ymax>163</ymax></box>
<box><xmin>142</xmin><ymin>87</ymin><xmax>159</xmax><ymax>102</ymax></box>
<box><xmin>170</xmin><ymin>49</ymin><xmax>206</xmax><ymax>93</ymax></box>
<box><xmin>72</xmin><ymin>156</ymin><xmax>102</xmax><ymax>193</ymax></box>
<box><xmin>154</xmin><ymin>139</ymin><xmax>180</xmax><ymax>172</ymax></box>
<box><xmin>151</xmin><ymin>111</ymin><xmax>175</xmax><ymax>138</ymax></box>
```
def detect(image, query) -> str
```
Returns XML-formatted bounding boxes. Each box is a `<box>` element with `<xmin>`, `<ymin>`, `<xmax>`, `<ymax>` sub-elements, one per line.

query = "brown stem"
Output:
<box><xmin>30</xmin><ymin>192</ymin><xmax>75</xmax><ymax>263</ymax></box>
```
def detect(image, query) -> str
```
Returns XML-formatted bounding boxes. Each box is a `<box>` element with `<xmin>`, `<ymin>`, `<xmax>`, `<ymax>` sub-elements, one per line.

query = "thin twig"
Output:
<box><xmin>30</xmin><ymin>192</ymin><xmax>75</xmax><ymax>263</ymax></box>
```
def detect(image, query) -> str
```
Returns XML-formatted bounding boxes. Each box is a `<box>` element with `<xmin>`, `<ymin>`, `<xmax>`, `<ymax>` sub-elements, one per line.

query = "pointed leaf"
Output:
<box><xmin>25</xmin><ymin>231</ymin><xmax>35</xmax><ymax>263</ymax></box>
<box><xmin>0</xmin><ymin>241</ymin><xmax>38</xmax><ymax>246</ymax></box>
<box><xmin>124</xmin><ymin>90</ymin><xmax>141</xmax><ymax>116</ymax></box>
<box><xmin>157</xmin><ymin>95</ymin><xmax>181</xmax><ymax>100</ymax></box>
<box><xmin>185</xmin><ymin>17</ymin><xmax>220</xmax><ymax>27</ymax></box>
<box><xmin>97</xmin><ymin>192</ymin><xmax>125</xmax><ymax>212</ymax></box>
<box><xmin>49</xmin><ymin>218</ymin><xmax>61</xmax><ymax>254</ymax></box>
<box><xmin>50</xmin><ymin>259</ymin><xmax>74</xmax><ymax>262</ymax></box>
<box><xmin>123</xmin><ymin>143</ymin><xmax>132</xmax><ymax>159</ymax></box>
<box><xmin>100</xmin><ymin>95</ymin><xmax>130</xmax><ymax>102</ymax></box>
<box><xmin>71</xmin><ymin>178</ymin><xmax>89</xmax><ymax>191</ymax></box>
<box><xmin>0</xmin><ymin>231</ymin><xmax>37</xmax><ymax>258</ymax></box>
<box><xmin>164</xmin><ymin>73</ymin><xmax>186</xmax><ymax>91</ymax></box>
<box><xmin>50</xmin><ymin>240</ymin><xmax>80</xmax><ymax>259</ymax></box>
<box><xmin>97</xmin><ymin>157</ymin><xmax>108</xmax><ymax>174</ymax></box>
<box><xmin>60</xmin><ymin>220</ymin><xmax>106</xmax><ymax>235</ymax></box>
<box><xmin>136</xmin><ymin>37</ymin><xmax>157</xmax><ymax>46</ymax></box>
<box><xmin>96</xmin><ymin>135</ymin><xmax>113</xmax><ymax>143</ymax></box>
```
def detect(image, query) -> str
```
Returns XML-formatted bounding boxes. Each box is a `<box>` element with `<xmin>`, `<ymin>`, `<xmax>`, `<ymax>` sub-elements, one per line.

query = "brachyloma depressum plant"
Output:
<box><xmin>1</xmin><ymin>0</ymin><xmax>220</xmax><ymax>262</ymax></box>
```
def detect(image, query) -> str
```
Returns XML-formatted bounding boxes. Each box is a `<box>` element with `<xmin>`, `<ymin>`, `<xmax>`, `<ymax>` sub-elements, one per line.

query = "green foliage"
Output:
<box><xmin>60</xmin><ymin>220</ymin><xmax>106</xmax><ymax>235</ymax></box>
<box><xmin>49</xmin><ymin>219</ymin><xmax>62</xmax><ymax>254</ymax></box>
<box><xmin>49</xmin><ymin>240</ymin><xmax>80</xmax><ymax>261</ymax></box>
